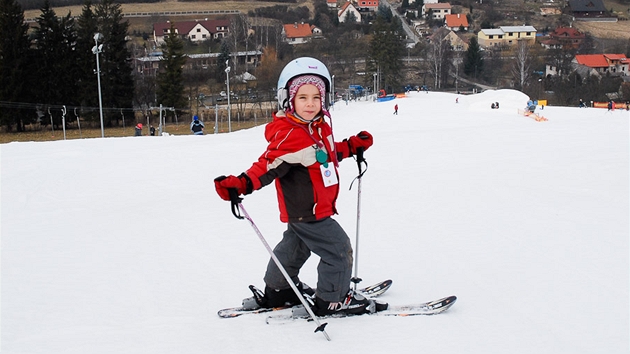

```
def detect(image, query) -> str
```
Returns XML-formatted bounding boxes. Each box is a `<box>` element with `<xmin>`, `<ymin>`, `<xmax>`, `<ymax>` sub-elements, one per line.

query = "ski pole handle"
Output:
<box><xmin>228</xmin><ymin>188</ymin><xmax>244</xmax><ymax>219</ymax></box>
<box><xmin>356</xmin><ymin>147</ymin><xmax>365</xmax><ymax>164</ymax></box>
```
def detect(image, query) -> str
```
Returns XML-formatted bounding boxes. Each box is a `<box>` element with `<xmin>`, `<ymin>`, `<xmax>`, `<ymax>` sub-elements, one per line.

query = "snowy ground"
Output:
<box><xmin>2</xmin><ymin>89</ymin><xmax>628</xmax><ymax>353</ymax></box>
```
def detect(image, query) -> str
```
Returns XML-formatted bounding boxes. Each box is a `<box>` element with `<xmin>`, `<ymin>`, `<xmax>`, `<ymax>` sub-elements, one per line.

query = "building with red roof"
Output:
<box><xmin>444</xmin><ymin>14</ymin><xmax>469</xmax><ymax>31</ymax></box>
<box><xmin>282</xmin><ymin>22</ymin><xmax>322</xmax><ymax>45</ymax></box>
<box><xmin>540</xmin><ymin>27</ymin><xmax>586</xmax><ymax>49</ymax></box>
<box><xmin>573</xmin><ymin>54</ymin><xmax>629</xmax><ymax>76</ymax></box>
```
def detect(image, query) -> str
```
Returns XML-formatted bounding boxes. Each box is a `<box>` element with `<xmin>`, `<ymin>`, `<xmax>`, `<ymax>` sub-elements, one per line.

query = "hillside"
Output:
<box><xmin>22</xmin><ymin>0</ymin><xmax>630</xmax><ymax>40</ymax></box>
<box><xmin>2</xmin><ymin>89</ymin><xmax>628</xmax><ymax>353</ymax></box>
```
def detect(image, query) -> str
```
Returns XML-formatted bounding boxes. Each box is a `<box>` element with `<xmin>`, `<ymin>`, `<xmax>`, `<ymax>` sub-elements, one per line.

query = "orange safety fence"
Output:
<box><xmin>593</xmin><ymin>102</ymin><xmax>630</xmax><ymax>109</ymax></box>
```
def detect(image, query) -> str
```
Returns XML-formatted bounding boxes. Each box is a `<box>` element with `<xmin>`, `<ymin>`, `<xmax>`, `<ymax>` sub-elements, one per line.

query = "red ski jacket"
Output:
<box><xmin>244</xmin><ymin>111</ymin><xmax>352</xmax><ymax>223</ymax></box>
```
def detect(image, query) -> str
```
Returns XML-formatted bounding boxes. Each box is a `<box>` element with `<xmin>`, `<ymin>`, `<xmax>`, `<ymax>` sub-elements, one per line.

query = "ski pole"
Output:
<box><xmin>228</xmin><ymin>189</ymin><xmax>331</xmax><ymax>341</ymax></box>
<box><xmin>350</xmin><ymin>147</ymin><xmax>367</xmax><ymax>290</ymax></box>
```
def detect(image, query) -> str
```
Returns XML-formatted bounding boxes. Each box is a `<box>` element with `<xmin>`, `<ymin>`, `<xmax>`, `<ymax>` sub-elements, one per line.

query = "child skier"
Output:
<box><xmin>190</xmin><ymin>116</ymin><xmax>204</xmax><ymax>135</ymax></box>
<box><xmin>214</xmin><ymin>57</ymin><xmax>385</xmax><ymax>316</ymax></box>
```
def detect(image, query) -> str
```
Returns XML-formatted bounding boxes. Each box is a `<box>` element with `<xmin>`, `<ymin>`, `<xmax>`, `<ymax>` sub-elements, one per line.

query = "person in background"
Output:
<box><xmin>150</xmin><ymin>125</ymin><xmax>156</xmax><ymax>136</ymax></box>
<box><xmin>190</xmin><ymin>116</ymin><xmax>204</xmax><ymax>135</ymax></box>
<box><xmin>393</xmin><ymin>104</ymin><xmax>398</xmax><ymax>115</ymax></box>
<box><xmin>134</xmin><ymin>123</ymin><xmax>142</xmax><ymax>136</ymax></box>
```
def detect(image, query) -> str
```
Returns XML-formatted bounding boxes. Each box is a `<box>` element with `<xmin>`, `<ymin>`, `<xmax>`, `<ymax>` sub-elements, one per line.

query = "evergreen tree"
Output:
<box><xmin>156</xmin><ymin>23</ymin><xmax>187</xmax><ymax>120</ymax></box>
<box><xmin>367</xmin><ymin>14</ymin><xmax>405</xmax><ymax>93</ymax></box>
<box><xmin>75</xmin><ymin>1</ymin><xmax>99</xmax><ymax>112</ymax></box>
<box><xmin>32</xmin><ymin>0</ymin><xmax>78</xmax><ymax>128</ymax></box>
<box><xmin>94</xmin><ymin>0</ymin><xmax>133</xmax><ymax>126</ymax></box>
<box><xmin>464</xmin><ymin>36</ymin><xmax>483</xmax><ymax>79</ymax></box>
<box><xmin>0</xmin><ymin>0</ymin><xmax>34</xmax><ymax>131</ymax></box>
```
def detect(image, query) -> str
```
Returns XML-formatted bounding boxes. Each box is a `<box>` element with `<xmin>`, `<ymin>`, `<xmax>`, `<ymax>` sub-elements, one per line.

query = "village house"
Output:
<box><xmin>423</xmin><ymin>3</ymin><xmax>452</xmax><ymax>20</ymax></box>
<box><xmin>153</xmin><ymin>19</ymin><xmax>230</xmax><ymax>46</ymax></box>
<box><xmin>572</xmin><ymin>54</ymin><xmax>629</xmax><ymax>76</ymax></box>
<box><xmin>430</xmin><ymin>27</ymin><xmax>469</xmax><ymax>51</ymax></box>
<box><xmin>282</xmin><ymin>22</ymin><xmax>322</xmax><ymax>45</ymax></box>
<box><xmin>477</xmin><ymin>26</ymin><xmax>537</xmax><ymax>48</ymax></box>
<box><xmin>539</xmin><ymin>27</ymin><xmax>586</xmax><ymax>49</ymax></box>
<box><xmin>568</xmin><ymin>0</ymin><xmax>616</xmax><ymax>21</ymax></box>
<box><xmin>338</xmin><ymin>2</ymin><xmax>362</xmax><ymax>23</ymax></box>
<box><xmin>355</xmin><ymin>0</ymin><xmax>379</xmax><ymax>12</ymax></box>
<box><xmin>444</xmin><ymin>13</ymin><xmax>469</xmax><ymax>31</ymax></box>
<box><xmin>134</xmin><ymin>50</ymin><xmax>262</xmax><ymax>77</ymax></box>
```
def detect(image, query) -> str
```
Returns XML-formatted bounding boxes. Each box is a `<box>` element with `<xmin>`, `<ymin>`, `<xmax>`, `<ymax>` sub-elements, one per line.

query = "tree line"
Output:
<box><xmin>0</xmin><ymin>0</ymin><xmax>133</xmax><ymax>131</ymax></box>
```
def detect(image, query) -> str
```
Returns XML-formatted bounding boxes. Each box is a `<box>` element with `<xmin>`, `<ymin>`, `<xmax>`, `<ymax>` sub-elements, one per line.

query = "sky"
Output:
<box><xmin>1</xmin><ymin>89</ymin><xmax>628</xmax><ymax>353</ymax></box>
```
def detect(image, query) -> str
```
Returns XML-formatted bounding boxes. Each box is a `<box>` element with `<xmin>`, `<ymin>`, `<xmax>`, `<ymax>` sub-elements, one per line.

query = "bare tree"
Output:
<box><xmin>428</xmin><ymin>31</ymin><xmax>451</xmax><ymax>89</ymax></box>
<box><xmin>512</xmin><ymin>40</ymin><xmax>531</xmax><ymax>90</ymax></box>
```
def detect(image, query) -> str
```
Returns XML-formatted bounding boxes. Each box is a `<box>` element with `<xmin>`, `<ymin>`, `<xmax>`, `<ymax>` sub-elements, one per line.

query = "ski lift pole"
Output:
<box><xmin>351</xmin><ymin>147</ymin><xmax>367</xmax><ymax>290</ymax></box>
<box><xmin>225</xmin><ymin>187</ymin><xmax>331</xmax><ymax>341</ymax></box>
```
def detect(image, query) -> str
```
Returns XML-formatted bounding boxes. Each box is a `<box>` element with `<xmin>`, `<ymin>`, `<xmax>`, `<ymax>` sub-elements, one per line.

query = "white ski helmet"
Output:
<box><xmin>277</xmin><ymin>57</ymin><xmax>332</xmax><ymax>111</ymax></box>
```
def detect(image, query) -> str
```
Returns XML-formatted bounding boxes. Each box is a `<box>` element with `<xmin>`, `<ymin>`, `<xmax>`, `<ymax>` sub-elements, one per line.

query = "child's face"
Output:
<box><xmin>293</xmin><ymin>84</ymin><xmax>322</xmax><ymax>121</ymax></box>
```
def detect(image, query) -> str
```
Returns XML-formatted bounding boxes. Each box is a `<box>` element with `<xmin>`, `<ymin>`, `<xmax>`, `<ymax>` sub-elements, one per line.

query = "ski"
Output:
<box><xmin>217</xmin><ymin>279</ymin><xmax>393</xmax><ymax>319</ymax></box>
<box><xmin>265</xmin><ymin>295</ymin><xmax>456</xmax><ymax>325</ymax></box>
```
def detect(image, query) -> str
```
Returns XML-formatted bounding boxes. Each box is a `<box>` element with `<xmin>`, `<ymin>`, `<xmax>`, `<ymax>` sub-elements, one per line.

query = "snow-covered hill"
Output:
<box><xmin>2</xmin><ymin>90</ymin><xmax>628</xmax><ymax>353</ymax></box>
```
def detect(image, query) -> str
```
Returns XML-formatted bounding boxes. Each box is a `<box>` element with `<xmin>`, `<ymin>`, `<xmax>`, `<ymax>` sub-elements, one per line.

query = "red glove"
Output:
<box><xmin>214</xmin><ymin>174</ymin><xmax>249</xmax><ymax>201</ymax></box>
<box><xmin>347</xmin><ymin>131</ymin><xmax>373</xmax><ymax>154</ymax></box>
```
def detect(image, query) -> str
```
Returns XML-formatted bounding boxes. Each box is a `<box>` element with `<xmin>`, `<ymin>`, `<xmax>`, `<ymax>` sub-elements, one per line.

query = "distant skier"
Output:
<box><xmin>190</xmin><ymin>116</ymin><xmax>204</xmax><ymax>135</ymax></box>
<box><xmin>578</xmin><ymin>98</ymin><xmax>586</xmax><ymax>108</ymax></box>
<box><xmin>393</xmin><ymin>104</ymin><xmax>398</xmax><ymax>115</ymax></box>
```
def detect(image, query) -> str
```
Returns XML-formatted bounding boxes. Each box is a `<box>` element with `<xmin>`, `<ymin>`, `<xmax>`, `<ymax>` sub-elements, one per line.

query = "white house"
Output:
<box><xmin>338</xmin><ymin>2</ymin><xmax>361</xmax><ymax>23</ymax></box>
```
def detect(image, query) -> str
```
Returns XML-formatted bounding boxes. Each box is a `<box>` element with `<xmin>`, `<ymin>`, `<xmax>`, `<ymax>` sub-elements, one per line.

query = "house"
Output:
<box><xmin>355</xmin><ymin>0</ymin><xmax>379</xmax><ymax>12</ymax></box>
<box><xmin>444</xmin><ymin>14</ymin><xmax>469</xmax><ymax>31</ymax></box>
<box><xmin>282</xmin><ymin>22</ymin><xmax>322</xmax><ymax>45</ymax></box>
<box><xmin>568</xmin><ymin>0</ymin><xmax>615</xmax><ymax>20</ymax></box>
<box><xmin>539</xmin><ymin>27</ymin><xmax>586</xmax><ymax>49</ymax></box>
<box><xmin>573</xmin><ymin>54</ymin><xmax>629</xmax><ymax>76</ymax></box>
<box><xmin>327</xmin><ymin>0</ymin><xmax>337</xmax><ymax>9</ymax></box>
<box><xmin>153</xmin><ymin>19</ymin><xmax>230</xmax><ymax>45</ymax></box>
<box><xmin>429</xmin><ymin>27</ymin><xmax>469</xmax><ymax>51</ymax></box>
<box><xmin>134</xmin><ymin>50</ymin><xmax>262</xmax><ymax>76</ymax></box>
<box><xmin>338</xmin><ymin>2</ymin><xmax>362</xmax><ymax>23</ymax></box>
<box><xmin>477</xmin><ymin>26</ymin><xmax>537</xmax><ymax>48</ymax></box>
<box><xmin>423</xmin><ymin>3</ymin><xmax>452</xmax><ymax>20</ymax></box>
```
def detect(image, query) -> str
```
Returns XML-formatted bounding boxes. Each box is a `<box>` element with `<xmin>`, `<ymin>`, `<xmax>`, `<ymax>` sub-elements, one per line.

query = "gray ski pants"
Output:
<box><xmin>263</xmin><ymin>217</ymin><xmax>353</xmax><ymax>302</ymax></box>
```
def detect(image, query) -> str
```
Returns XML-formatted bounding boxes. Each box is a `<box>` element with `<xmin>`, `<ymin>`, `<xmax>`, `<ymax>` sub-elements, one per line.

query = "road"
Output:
<box><xmin>380</xmin><ymin>0</ymin><xmax>421</xmax><ymax>44</ymax></box>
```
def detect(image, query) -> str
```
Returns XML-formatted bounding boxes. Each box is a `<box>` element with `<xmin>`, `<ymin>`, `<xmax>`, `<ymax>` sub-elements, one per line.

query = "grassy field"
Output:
<box><xmin>23</xmin><ymin>0</ymin><xmax>313</xmax><ymax>20</ymax></box>
<box><xmin>0</xmin><ymin>119</ymin><xmax>269</xmax><ymax>144</ymax></box>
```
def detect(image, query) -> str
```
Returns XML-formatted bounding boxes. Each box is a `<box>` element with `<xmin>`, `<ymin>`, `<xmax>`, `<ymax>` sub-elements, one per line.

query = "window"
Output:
<box><xmin>498</xmin><ymin>35</ymin><xmax>503</xmax><ymax>39</ymax></box>
<box><xmin>508</xmin><ymin>32</ymin><xmax>513</xmax><ymax>36</ymax></box>
<box><xmin>526</xmin><ymin>32</ymin><xmax>531</xmax><ymax>36</ymax></box>
<box><xmin>489</xmin><ymin>35</ymin><xmax>494</xmax><ymax>39</ymax></box>
<box><xmin>191</xmin><ymin>35</ymin><xmax>196</xmax><ymax>39</ymax></box>
<box><xmin>197</xmin><ymin>28</ymin><xmax>201</xmax><ymax>32</ymax></box>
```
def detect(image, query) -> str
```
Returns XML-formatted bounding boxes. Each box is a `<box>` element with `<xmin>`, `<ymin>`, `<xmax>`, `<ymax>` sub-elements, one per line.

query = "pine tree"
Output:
<box><xmin>156</xmin><ymin>23</ymin><xmax>187</xmax><ymax>120</ymax></box>
<box><xmin>75</xmin><ymin>1</ymin><xmax>99</xmax><ymax>112</ymax></box>
<box><xmin>367</xmin><ymin>14</ymin><xmax>405</xmax><ymax>93</ymax></box>
<box><xmin>464</xmin><ymin>36</ymin><xmax>483</xmax><ymax>78</ymax></box>
<box><xmin>0</xmin><ymin>0</ymin><xmax>34</xmax><ymax>131</ymax></box>
<box><xmin>32</xmin><ymin>0</ymin><xmax>79</xmax><ymax>128</ymax></box>
<box><xmin>94</xmin><ymin>0</ymin><xmax>134</xmax><ymax>126</ymax></box>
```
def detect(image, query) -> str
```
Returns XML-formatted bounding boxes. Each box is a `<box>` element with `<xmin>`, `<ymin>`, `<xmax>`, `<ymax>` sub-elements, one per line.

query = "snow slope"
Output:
<box><xmin>2</xmin><ymin>90</ymin><xmax>628</xmax><ymax>353</ymax></box>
